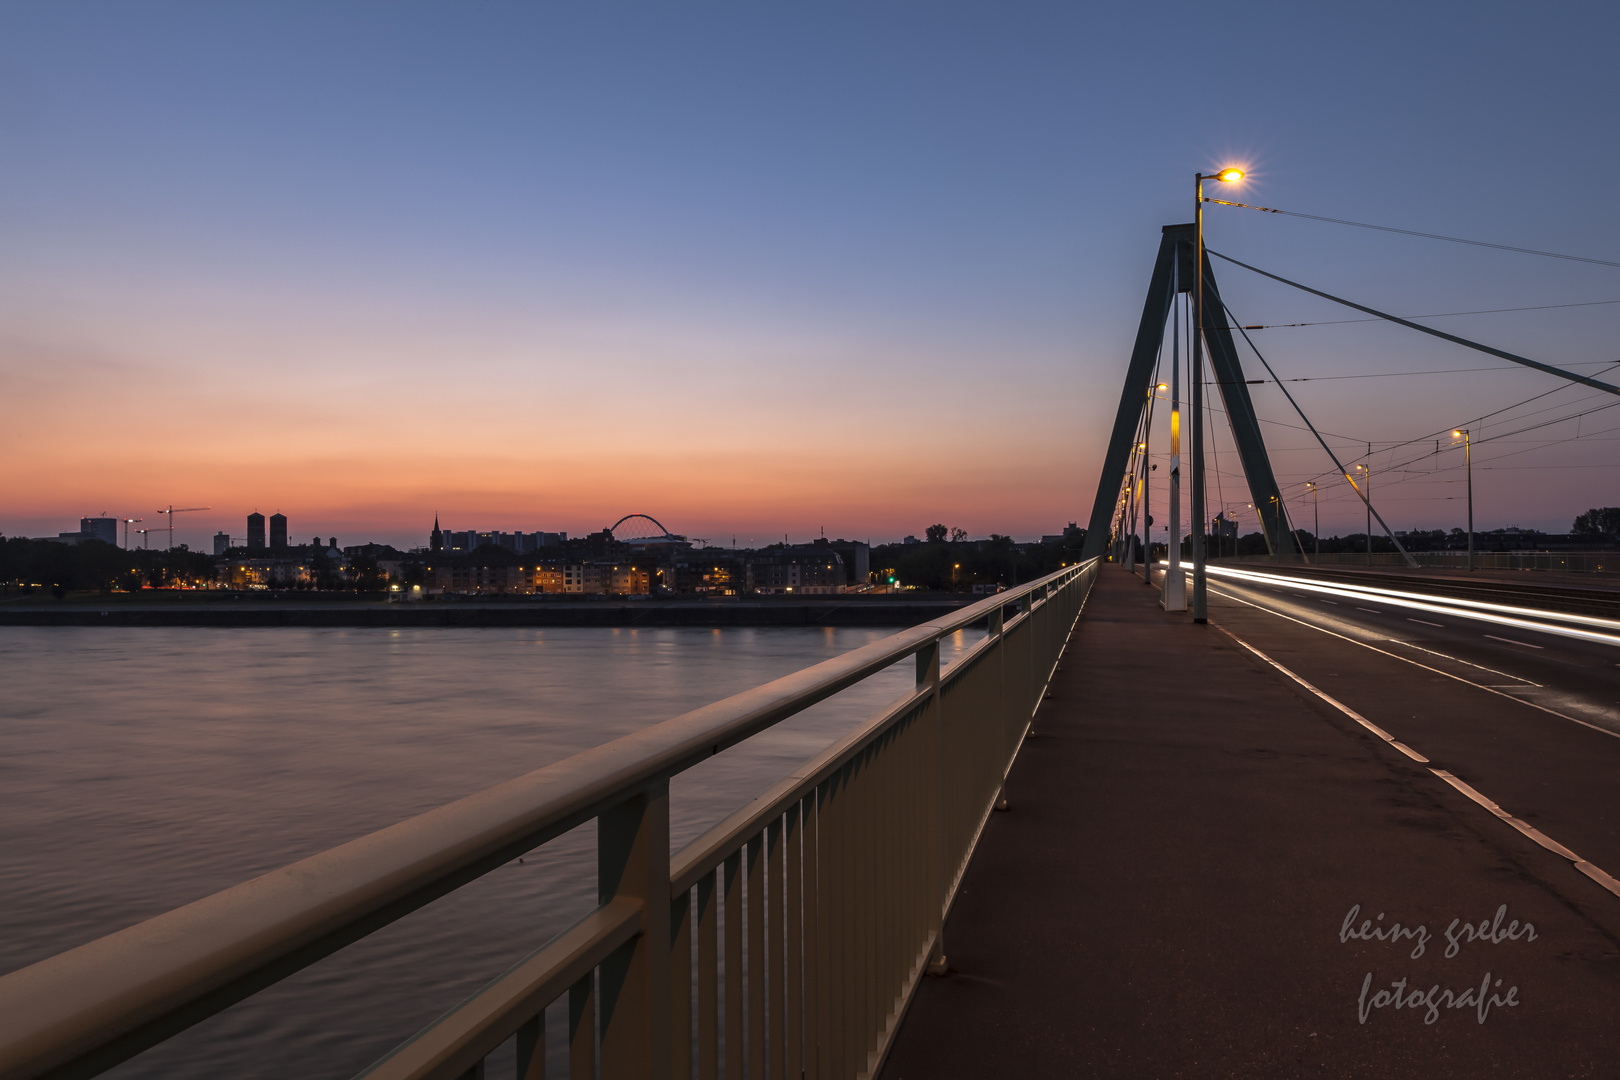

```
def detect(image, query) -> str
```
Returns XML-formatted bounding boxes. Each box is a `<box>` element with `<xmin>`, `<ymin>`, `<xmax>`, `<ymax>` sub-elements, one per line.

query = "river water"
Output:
<box><xmin>0</xmin><ymin>625</ymin><xmax>977</xmax><ymax>1079</ymax></box>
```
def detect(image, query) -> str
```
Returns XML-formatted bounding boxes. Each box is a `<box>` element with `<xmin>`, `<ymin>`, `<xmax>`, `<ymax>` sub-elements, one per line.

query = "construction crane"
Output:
<box><xmin>156</xmin><ymin>505</ymin><xmax>210</xmax><ymax>550</ymax></box>
<box><xmin>121</xmin><ymin>518</ymin><xmax>143</xmax><ymax>549</ymax></box>
<box><xmin>135</xmin><ymin>528</ymin><xmax>152</xmax><ymax>549</ymax></box>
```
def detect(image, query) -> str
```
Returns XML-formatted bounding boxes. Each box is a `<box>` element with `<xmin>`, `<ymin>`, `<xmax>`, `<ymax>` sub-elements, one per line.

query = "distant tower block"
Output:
<box><xmin>247</xmin><ymin>512</ymin><xmax>266</xmax><ymax>551</ymax></box>
<box><xmin>214</xmin><ymin>532</ymin><xmax>231</xmax><ymax>556</ymax></box>
<box><xmin>80</xmin><ymin>517</ymin><xmax>118</xmax><ymax>545</ymax></box>
<box><xmin>270</xmin><ymin>513</ymin><xmax>288</xmax><ymax>550</ymax></box>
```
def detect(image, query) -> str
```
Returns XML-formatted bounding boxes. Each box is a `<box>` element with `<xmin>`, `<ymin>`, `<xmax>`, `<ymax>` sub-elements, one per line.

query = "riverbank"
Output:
<box><xmin>0</xmin><ymin>595</ymin><xmax>976</xmax><ymax>628</ymax></box>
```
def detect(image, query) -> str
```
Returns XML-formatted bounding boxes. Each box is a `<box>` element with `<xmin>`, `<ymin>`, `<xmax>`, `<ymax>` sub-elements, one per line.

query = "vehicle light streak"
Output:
<box><xmin>1192</xmin><ymin>564</ymin><xmax>1620</xmax><ymax>649</ymax></box>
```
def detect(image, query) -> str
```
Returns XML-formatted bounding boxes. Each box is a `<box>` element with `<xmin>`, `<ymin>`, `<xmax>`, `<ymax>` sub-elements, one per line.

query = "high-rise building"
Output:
<box><xmin>214</xmin><ymin>532</ymin><xmax>232</xmax><ymax>556</ymax></box>
<box><xmin>247</xmin><ymin>512</ymin><xmax>266</xmax><ymax>551</ymax></box>
<box><xmin>79</xmin><ymin>517</ymin><xmax>118</xmax><ymax>545</ymax></box>
<box><xmin>270</xmin><ymin>513</ymin><xmax>288</xmax><ymax>549</ymax></box>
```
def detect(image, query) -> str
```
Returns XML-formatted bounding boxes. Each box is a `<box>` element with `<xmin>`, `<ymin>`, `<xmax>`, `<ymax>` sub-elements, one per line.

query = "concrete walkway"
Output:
<box><xmin>879</xmin><ymin>568</ymin><xmax>1620</xmax><ymax>1078</ymax></box>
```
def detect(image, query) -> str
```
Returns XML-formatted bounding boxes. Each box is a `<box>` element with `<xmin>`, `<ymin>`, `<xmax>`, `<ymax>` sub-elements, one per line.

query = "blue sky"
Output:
<box><xmin>3</xmin><ymin>2</ymin><xmax>1617</xmax><ymax>548</ymax></box>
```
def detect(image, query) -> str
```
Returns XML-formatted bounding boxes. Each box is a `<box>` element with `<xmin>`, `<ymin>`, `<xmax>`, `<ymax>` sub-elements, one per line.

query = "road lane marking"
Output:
<box><xmin>1428</xmin><ymin>771</ymin><xmax>1620</xmax><ymax>900</ymax></box>
<box><xmin>1485</xmin><ymin>634</ymin><xmax>1545</xmax><ymax>649</ymax></box>
<box><xmin>1387</xmin><ymin>639</ymin><xmax>1541</xmax><ymax>686</ymax></box>
<box><xmin>1217</xmin><ymin>622</ymin><xmax>1620</xmax><ymax>903</ymax></box>
<box><xmin>1320</xmin><ymin>599</ymin><xmax>1339</xmax><ymax>605</ymax></box>
<box><xmin>1408</xmin><ymin>618</ymin><xmax>1444</xmax><ymax>627</ymax></box>
<box><xmin>1356</xmin><ymin>606</ymin><xmax>1383</xmax><ymax>614</ymax></box>
<box><xmin>1208</xmin><ymin>584</ymin><xmax>1610</xmax><ymax>739</ymax></box>
<box><xmin>1216</xmin><ymin>627</ymin><xmax>1428</xmax><ymax>763</ymax></box>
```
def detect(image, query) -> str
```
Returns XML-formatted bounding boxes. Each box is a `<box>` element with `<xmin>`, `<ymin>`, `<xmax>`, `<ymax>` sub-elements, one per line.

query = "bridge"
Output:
<box><xmin>3</xmin><ymin>206</ymin><xmax>1618</xmax><ymax>1078</ymax></box>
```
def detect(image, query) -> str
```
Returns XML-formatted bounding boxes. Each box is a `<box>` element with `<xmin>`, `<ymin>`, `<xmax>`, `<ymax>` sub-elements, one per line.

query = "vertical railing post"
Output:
<box><xmin>597</xmin><ymin>782</ymin><xmax>671</xmax><ymax>1080</ymax></box>
<box><xmin>916</xmin><ymin>637</ymin><xmax>947</xmax><ymax>976</ymax></box>
<box><xmin>990</xmin><ymin>605</ymin><xmax>1010</xmax><ymax>811</ymax></box>
<box><xmin>1019</xmin><ymin>592</ymin><xmax>1035</xmax><ymax>735</ymax></box>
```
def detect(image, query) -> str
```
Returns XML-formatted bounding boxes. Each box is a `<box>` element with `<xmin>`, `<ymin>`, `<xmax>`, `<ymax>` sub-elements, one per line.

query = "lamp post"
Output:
<box><xmin>1306</xmin><ymin>482</ymin><xmax>1319</xmax><ymax>557</ymax></box>
<box><xmin>1355</xmin><ymin>461</ymin><xmax>1371</xmax><ymax>566</ymax></box>
<box><xmin>1192</xmin><ymin>166</ymin><xmax>1244</xmax><ymax>622</ymax></box>
<box><xmin>1453</xmin><ymin>429</ymin><xmax>1473</xmax><ymax>571</ymax></box>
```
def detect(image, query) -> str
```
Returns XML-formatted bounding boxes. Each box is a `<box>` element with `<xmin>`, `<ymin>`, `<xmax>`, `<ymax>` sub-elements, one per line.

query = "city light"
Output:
<box><xmin>1216</xmin><ymin>168</ymin><xmax>1244</xmax><ymax>182</ymax></box>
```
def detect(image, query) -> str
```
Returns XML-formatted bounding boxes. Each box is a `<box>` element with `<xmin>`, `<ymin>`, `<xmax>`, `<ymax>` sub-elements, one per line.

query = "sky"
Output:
<box><xmin>3</xmin><ymin>2</ymin><xmax>1618</xmax><ymax>550</ymax></box>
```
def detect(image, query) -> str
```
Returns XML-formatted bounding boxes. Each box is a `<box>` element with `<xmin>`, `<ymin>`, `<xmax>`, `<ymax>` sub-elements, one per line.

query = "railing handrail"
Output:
<box><xmin>0</xmin><ymin>563</ymin><xmax>1087</xmax><ymax>1080</ymax></box>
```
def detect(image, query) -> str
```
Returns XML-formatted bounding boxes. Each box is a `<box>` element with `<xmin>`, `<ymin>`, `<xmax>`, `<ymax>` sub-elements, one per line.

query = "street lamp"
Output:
<box><xmin>1305</xmin><ymin>482</ymin><xmax>1319</xmax><ymax>557</ymax></box>
<box><xmin>1355</xmin><ymin>463</ymin><xmax>1371</xmax><ymax>566</ymax></box>
<box><xmin>1192</xmin><ymin>165</ymin><xmax>1244</xmax><ymax>622</ymax></box>
<box><xmin>1453</xmin><ymin>429</ymin><xmax>1473</xmax><ymax>571</ymax></box>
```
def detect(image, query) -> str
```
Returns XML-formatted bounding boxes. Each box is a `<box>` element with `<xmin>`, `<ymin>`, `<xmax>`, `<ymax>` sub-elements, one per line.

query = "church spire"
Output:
<box><xmin>431</xmin><ymin>514</ymin><xmax>443</xmax><ymax>552</ymax></box>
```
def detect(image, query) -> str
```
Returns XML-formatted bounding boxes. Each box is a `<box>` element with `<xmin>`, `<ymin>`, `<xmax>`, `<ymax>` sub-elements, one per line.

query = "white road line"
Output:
<box><xmin>1428</xmin><ymin>771</ymin><xmax>1620</xmax><ymax>900</ymax></box>
<box><xmin>1387</xmin><ymin>639</ymin><xmax>1541</xmax><ymax>687</ymax></box>
<box><xmin>1320</xmin><ymin>599</ymin><xmax>1338</xmax><ymax>605</ymax></box>
<box><xmin>1208</xmin><ymin>584</ymin><xmax>1610</xmax><ymax>739</ymax></box>
<box><xmin>1219</xmin><ymin>623</ymin><xmax>1620</xmax><ymax>903</ymax></box>
<box><xmin>1356</xmin><ymin>607</ymin><xmax>1383</xmax><ymax>614</ymax></box>
<box><xmin>1216</xmin><ymin>626</ymin><xmax>1428</xmax><ymax>763</ymax></box>
<box><xmin>1408</xmin><ymin>618</ymin><xmax>1444</xmax><ymax>627</ymax></box>
<box><xmin>1485</xmin><ymin>634</ymin><xmax>1545</xmax><ymax>650</ymax></box>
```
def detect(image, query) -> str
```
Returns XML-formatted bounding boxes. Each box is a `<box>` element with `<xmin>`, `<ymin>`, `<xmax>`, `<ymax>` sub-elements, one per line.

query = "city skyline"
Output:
<box><xmin>5</xmin><ymin>5</ymin><xmax>1619</xmax><ymax>549</ymax></box>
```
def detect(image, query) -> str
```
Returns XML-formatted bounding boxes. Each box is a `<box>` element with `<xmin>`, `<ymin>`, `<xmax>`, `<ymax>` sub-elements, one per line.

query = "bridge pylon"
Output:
<box><xmin>1083</xmin><ymin>223</ymin><xmax>1299</xmax><ymax>563</ymax></box>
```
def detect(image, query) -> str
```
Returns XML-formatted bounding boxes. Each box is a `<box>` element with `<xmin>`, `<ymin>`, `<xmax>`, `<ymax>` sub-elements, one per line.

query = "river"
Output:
<box><xmin>0</xmin><ymin>624</ymin><xmax>977</xmax><ymax>1079</ymax></box>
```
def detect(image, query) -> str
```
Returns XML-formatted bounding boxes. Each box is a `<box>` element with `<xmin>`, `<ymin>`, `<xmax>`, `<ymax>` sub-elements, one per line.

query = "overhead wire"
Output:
<box><xmin>1202</xmin><ymin>197</ymin><xmax>1620</xmax><ymax>269</ymax></box>
<box><xmin>1242</xmin><ymin>298</ymin><xmax>1620</xmax><ymax>329</ymax></box>
<box><xmin>1190</xmin><ymin>204</ymin><xmax>1620</xmax><ymax>532</ymax></box>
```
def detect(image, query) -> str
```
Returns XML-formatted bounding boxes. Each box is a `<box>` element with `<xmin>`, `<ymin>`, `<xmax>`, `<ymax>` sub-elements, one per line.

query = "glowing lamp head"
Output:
<box><xmin>1157</xmin><ymin>382</ymin><xmax>1169</xmax><ymax>391</ymax></box>
<box><xmin>1452</xmin><ymin>430</ymin><xmax>1465</xmax><ymax>437</ymax></box>
<box><xmin>1216</xmin><ymin>168</ymin><xmax>1245</xmax><ymax>182</ymax></box>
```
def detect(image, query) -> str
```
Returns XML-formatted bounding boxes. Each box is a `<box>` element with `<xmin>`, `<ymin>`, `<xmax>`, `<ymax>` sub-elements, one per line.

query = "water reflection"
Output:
<box><xmin>0</xmin><ymin>625</ymin><xmax>978</xmax><ymax>1079</ymax></box>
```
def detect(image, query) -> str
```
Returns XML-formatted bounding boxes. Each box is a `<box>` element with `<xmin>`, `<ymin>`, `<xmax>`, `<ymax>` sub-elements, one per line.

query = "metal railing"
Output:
<box><xmin>0</xmin><ymin>559</ymin><xmax>1099</xmax><ymax>1080</ymax></box>
<box><xmin>1223</xmin><ymin>550</ymin><xmax>1619</xmax><ymax>574</ymax></box>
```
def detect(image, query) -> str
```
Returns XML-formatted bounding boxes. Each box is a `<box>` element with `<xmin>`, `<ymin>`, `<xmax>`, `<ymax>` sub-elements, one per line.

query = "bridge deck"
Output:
<box><xmin>879</xmin><ymin>567</ymin><xmax>1620</xmax><ymax>1078</ymax></box>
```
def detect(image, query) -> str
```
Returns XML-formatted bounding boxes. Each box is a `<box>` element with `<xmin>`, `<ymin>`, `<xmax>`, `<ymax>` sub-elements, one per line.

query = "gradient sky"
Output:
<box><xmin>3</xmin><ymin>2</ymin><xmax>1618</xmax><ymax>550</ymax></box>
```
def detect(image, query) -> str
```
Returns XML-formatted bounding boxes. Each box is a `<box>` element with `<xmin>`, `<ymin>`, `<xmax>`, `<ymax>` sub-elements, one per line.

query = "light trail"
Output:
<box><xmin>1193</xmin><ymin>564</ymin><xmax>1620</xmax><ymax>648</ymax></box>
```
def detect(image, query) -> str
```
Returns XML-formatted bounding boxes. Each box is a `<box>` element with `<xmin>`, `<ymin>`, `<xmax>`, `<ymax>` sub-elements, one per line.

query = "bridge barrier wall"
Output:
<box><xmin>0</xmin><ymin>559</ymin><xmax>1101</xmax><ymax>1080</ymax></box>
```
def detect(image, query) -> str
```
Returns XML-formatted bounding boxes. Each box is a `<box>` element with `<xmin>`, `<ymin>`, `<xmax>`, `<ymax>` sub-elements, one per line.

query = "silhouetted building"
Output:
<box><xmin>746</xmin><ymin>547</ymin><xmax>844</xmax><ymax>595</ymax></box>
<box><xmin>431</xmin><ymin>516</ymin><xmax>443</xmax><ymax>552</ymax></box>
<box><xmin>816</xmin><ymin>538</ymin><xmax>869</xmax><ymax>585</ymax></box>
<box><xmin>214</xmin><ymin>532</ymin><xmax>231</xmax><ymax>556</ymax></box>
<box><xmin>79</xmin><ymin>517</ymin><xmax>118</xmax><ymax>545</ymax></box>
<box><xmin>270</xmin><ymin>513</ymin><xmax>288</xmax><ymax>550</ymax></box>
<box><xmin>247</xmin><ymin>512</ymin><xmax>266</xmax><ymax>551</ymax></box>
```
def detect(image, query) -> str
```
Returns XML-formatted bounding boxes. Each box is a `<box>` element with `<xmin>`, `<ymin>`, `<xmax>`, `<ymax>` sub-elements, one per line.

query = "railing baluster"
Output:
<box><xmin>570</xmin><ymin>974</ymin><xmax>595</xmax><ymax>1080</ymax></box>
<box><xmin>516</xmin><ymin>1014</ymin><xmax>544</xmax><ymax>1080</ymax></box>
<box><xmin>671</xmin><ymin>885</ymin><xmax>693</xmax><ymax>1080</ymax></box>
<box><xmin>828</xmin><ymin>769</ymin><xmax>848</xmax><ymax>1078</ymax></box>
<box><xmin>783</xmin><ymin>801</ymin><xmax>803</xmax><ymax>1080</ymax></box>
<box><xmin>766</xmin><ymin>817</ymin><xmax>785</xmax><ymax>1080</ymax></box>
<box><xmin>697</xmin><ymin>872</ymin><xmax>719</xmax><ymax>1080</ymax></box>
<box><xmin>747</xmin><ymin>835</ymin><xmax>765</xmax><ymax>1080</ymax></box>
<box><xmin>801</xmin><ymin>792</ymin><xmax>821</xmax><ymax>1080</ymax></box>
<box><xmin>723</xmin><ymin>851</ymin><xmax>743</xmax><ymax>1080</ymax></box>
